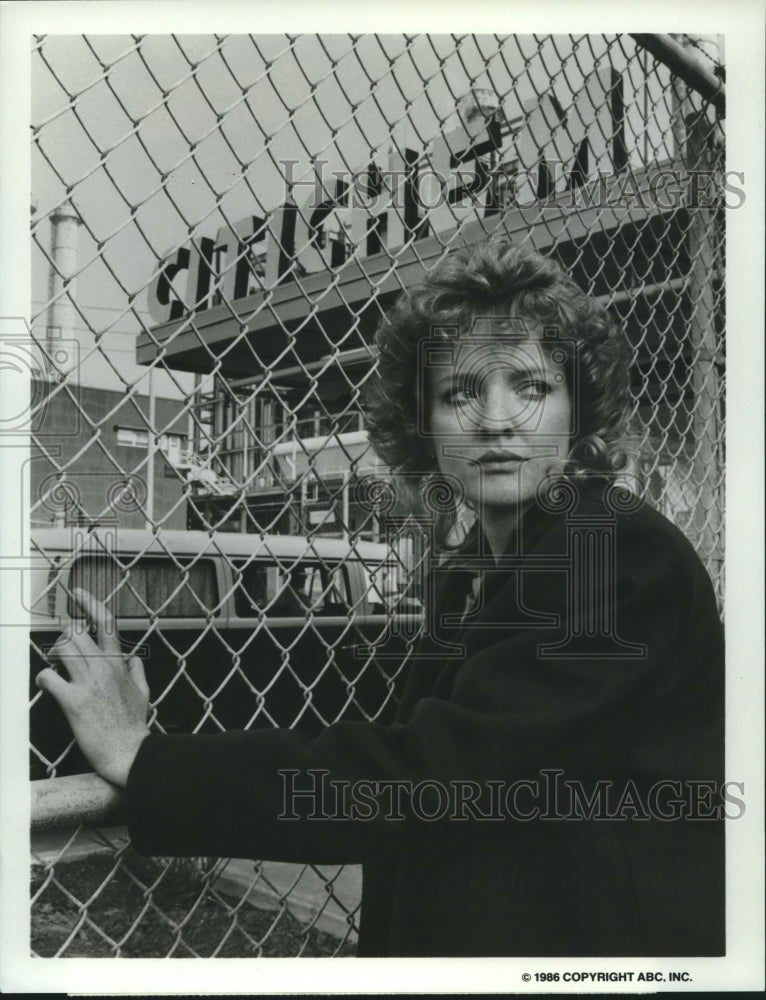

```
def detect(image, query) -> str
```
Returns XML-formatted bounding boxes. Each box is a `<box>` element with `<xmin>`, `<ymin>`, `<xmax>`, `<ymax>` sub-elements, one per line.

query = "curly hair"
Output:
<box><xmin>364</xmin><ymin>238</ymin><xmax>633</xmax><ymax>537</ymax></box>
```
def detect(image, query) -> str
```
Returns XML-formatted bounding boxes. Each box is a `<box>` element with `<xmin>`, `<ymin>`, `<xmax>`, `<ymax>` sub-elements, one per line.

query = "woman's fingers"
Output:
<box><xmin>70</xmin><ymin>588</ymin><xmax>121</xmax><ymax>656</ymax></box>
<box><xmin>36</xmin><ymin>654</ymin><xmax>150</xmax><ymax>788</ymax></box>
<box><xmin>48</xmin><ymin>626</ymin><xmax>94</xmax><ymax>681</ymax></box>
<box><xmin>127</xmin><ymin>656</ymin><xmax>150</xmax><ymax>701</ymax></box>
<box><xmin>38</xmin><ymin>595</ymin><xmax>151</xmax><ymax>787</ymax></box>
<box><xmin>35</xmin><ymin>666</ymin><xmax>72</xmax><ymax>703</ymax></box>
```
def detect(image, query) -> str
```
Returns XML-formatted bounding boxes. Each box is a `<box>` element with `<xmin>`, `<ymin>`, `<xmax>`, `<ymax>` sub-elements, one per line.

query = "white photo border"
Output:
<box><xmin>1</xmin><ymin>0</ymin><xmax>763</xmax><ymax>993</ymax></box>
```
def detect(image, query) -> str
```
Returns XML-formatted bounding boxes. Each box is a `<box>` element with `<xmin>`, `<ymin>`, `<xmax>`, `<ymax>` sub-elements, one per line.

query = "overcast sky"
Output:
<box><xmin>31</xmin><ymin>33</ymin><xmax>678</xmax><ymax>395</ymax></box>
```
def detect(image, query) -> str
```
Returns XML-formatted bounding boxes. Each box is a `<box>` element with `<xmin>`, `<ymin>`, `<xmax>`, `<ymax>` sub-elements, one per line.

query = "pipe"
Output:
<box><xmin>31</xmin><ymin>773</ymin><xmax>126</xmax><ymax>830</ymax></box>
<box><xmin>630</xmin><ymin>34</ymin><xmax>725</xmax><ymax>116</ymax></box>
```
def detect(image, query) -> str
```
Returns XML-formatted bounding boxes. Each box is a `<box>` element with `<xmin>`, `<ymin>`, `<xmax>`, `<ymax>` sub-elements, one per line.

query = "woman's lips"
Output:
<box><xmin>473</xmin><ymin>450</ymin><xmax>528</xmax><ymax>473</ymax></box>
<box><xmin>448</xmin><ymin>449</ymin><xmax>534</xmax><ymax>468</ymax></box>
<box><xmin>477</xmin><ymin>450</ymin><xmax>526</xmax><ymax>464</ymax></box>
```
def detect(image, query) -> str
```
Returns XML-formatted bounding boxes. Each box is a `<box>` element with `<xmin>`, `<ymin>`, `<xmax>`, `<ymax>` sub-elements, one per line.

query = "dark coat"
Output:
<box><xmin>126</xmin><ymin>482</ymin><xmax>725</xmax><ymax>956</ymax></box>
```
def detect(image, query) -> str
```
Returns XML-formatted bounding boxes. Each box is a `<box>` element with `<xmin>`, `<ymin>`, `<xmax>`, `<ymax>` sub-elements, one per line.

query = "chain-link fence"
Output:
<box><xmin>28</xmin><ymin>32</ymin><xmax>726</xmax><ymax>957</ymax></box>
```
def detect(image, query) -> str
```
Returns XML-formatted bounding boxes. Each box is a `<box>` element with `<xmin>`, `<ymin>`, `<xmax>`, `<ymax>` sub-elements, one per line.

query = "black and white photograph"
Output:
<box><xmin>0</xmin><ymin>0</ymin><xmax>763</xmax><ymax>994</ymax></box>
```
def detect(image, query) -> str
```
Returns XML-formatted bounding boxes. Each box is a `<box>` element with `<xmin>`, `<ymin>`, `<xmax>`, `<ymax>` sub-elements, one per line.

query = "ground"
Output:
<box><xmin>31</xmin><ymin>849</ymin><xmax>357</xmax><ymax>958</ymax></box>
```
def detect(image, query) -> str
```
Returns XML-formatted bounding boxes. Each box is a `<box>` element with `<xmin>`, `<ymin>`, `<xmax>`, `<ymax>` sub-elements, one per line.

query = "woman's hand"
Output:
<box><xmin>36</xmin><ymin>588</ymin><xmax>151</xmax><ymax>788</ymax></box>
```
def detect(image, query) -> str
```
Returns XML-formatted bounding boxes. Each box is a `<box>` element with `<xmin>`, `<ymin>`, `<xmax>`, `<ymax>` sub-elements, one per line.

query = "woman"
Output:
<box><xmin>38</xmin><ymin>240</ymin><xmax>725</xmax><ymax>957</ymax></box>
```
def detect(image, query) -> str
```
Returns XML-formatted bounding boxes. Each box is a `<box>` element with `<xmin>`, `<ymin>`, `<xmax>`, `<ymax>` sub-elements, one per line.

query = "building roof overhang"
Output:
<box><xmin>137</xmin><ymin>160</ymin><xmax>678</xmax><ymax>379</ymax></box>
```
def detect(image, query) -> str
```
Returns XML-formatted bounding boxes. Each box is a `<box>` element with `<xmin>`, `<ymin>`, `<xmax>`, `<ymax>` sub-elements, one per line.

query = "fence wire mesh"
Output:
<box><xmin>28</xmin><ymin>32</ymin><xmax>725</xmax><ymax>957</ymax></box>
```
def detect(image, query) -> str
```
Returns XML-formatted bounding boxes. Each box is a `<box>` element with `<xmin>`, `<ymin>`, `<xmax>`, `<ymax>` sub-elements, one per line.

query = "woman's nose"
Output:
<box><xmin>474</xmin><ymin>378</ymin><xmax>525</xmax><ymax>432</ymax></box>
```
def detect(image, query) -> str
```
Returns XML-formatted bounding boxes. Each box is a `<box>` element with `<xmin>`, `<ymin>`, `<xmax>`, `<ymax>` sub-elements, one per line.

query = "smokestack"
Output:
<box><xmin>46</xmin><ymin>201</ymin><xmax>81</xmax><ymax>369</ymax></box>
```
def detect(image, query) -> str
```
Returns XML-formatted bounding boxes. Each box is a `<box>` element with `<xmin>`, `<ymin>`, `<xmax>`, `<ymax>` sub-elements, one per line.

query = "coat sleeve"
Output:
<box><xmin>125</xmin><ymin>509</ymin><xmax>723</xmax><ymax>863</ymax></box>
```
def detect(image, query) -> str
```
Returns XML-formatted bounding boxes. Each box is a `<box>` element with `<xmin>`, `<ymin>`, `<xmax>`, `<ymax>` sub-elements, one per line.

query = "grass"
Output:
<box><xmin>31</xmin><ymin>848</ymin><xmax>357</xmax><ymax>958</ymax></box>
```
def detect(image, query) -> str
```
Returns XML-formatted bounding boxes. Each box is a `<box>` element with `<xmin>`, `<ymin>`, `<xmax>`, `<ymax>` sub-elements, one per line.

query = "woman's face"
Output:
<box><xmin>427</xmin><ymin>329</ymin><xmax>572</xmax><ymax>514</ymax></box>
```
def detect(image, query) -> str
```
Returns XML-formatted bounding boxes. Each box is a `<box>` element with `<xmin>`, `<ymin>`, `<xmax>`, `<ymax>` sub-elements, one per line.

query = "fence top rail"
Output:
<box><xmin>630</xmin><ymin>33</ymin><xmax>725</xmax><ymax>114</ymax></box>
<box><xmin>32</xmin><ymin>773</ymin><xmax>125</xmax><ymax>831</ymax></box>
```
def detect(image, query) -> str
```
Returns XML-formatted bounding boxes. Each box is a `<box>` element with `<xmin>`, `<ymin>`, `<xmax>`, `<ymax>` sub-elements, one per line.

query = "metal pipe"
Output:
<box><xmin>224</xmin><ymin>276</ymin><xmax>705</xmax><ymax>395</ymax></box>
<box><xmin>146</xmin><ymin>365</ymin><xmax>156</xmax><ymax>529</ymax></box>
<box><xmin>685</xmin><ymin>109</ymin><xmax>724</xmax><ymax>586</ymax></box>
<box><xmin>227</xmin><ymin>347</ymin><xmax>375</xmax><ymax>392</ymax></box>
<box><xmin>31</xmin><ymin>774</ymin><xmax>126</xmax><ymax>831</ymax></box>
<box><xmin>630</xmin><ymin>34</ymin><xmax>725</xmax><ymax>116</ymax></box>
<box><xmin>596</xmin><ymin>276</ymin><xmax>689</xmax><ymax>307</ymax></box>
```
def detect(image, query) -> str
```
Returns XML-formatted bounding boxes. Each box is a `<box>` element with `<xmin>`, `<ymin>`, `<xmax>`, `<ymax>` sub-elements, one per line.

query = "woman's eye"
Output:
<box><xmin>446</xmin><ymin>382</ymin><xmax>478</xmax><ymax>405</ymax></box>
<box><xmin>517</xmin><ymin>380</ymin><xmax>551</xmax><ymax>399</ymax></box>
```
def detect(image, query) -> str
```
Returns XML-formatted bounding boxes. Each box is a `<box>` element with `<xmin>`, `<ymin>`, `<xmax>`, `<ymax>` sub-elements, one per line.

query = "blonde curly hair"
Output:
<box><xmin>364</xmin><ymin>238</ymin><xmax>633</xmax><ymax>542</ymax></box>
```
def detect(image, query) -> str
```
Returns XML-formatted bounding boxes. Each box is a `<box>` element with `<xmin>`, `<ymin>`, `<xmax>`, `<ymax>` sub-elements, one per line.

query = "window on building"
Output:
<box><xmin>116</xmin><ymin>428</ymin><xmax>187</xmax><ymax>465</ymax></box>
<box><xmin>161</xmin><ymin>433</ymin><xmax>186</xmax><ymax>466</ymax></box>
<box><xmin>117</xmin><ymin>427</ymin><xmax>149</xmax><ymax>448</ymax></box>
